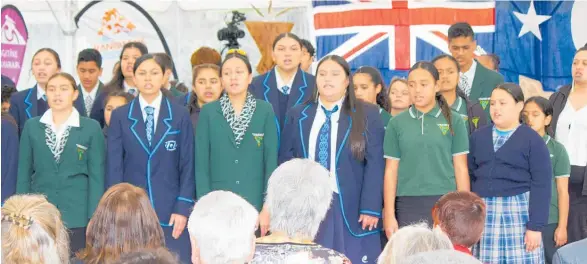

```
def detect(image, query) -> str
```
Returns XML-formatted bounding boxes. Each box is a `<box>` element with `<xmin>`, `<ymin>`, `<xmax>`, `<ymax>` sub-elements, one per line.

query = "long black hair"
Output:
<box><xmin>105</xmin><ymin>42</ymin><xmax>148</xmax><ymax>93</ymax></box>
<box><xmin>187</xmin><ymin>63</ymin><xmax>221</xmax><ymax>114</ymax></box>
<box><xmin>524</xmin><ymin>96</ymin><xmax>553</xmax><ymax>134</ymax></box>
<box><xmin>431</xmin><ymin>54</ymin><xmax>471</xmax><ymax>110</ymax></box>
<box><xmin>409</xmin><ymin>61</ymin><xmax>454</xmax><ymax>135</ymax></box>
<box><xmin>353</xmin><ymin>66</ymin><xmax>390</xmax><ymax>112</ymax></box>
<box><xmin>312</xmin><ymin>55</ymin><xmax>366</xmax><ymax>160</ymax></box>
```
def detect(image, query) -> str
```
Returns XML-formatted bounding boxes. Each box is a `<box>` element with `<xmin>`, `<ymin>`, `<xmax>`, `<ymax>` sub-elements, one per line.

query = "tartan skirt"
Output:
<box><xmin>472</xmin><ymin>192</ymin><xmax>544</xmax><ymax>264</ymax></box>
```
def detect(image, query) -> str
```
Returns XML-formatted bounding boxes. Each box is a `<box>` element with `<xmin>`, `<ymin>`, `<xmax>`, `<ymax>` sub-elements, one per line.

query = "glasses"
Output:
<box><xmin>226</xmin><ymin>49</ymin><xmax>247</xmax><ymax>56</ymax></box>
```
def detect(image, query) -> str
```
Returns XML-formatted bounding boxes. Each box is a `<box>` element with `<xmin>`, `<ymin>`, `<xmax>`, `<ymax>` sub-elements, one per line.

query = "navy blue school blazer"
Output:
<box><xmin>279</xmin><ymin>101</ymin><xmax>385</xmax><ymax>237</ymax></box>
<box><xmin>106</xmin><ymin>96</ymin><xmax>195</xmax><ymax>224</ymax></box>
<box><xmin>9</xmin><ymin>85</ymin><xmax>86</xmax><ymax>134</ymax></box>
<box><xmin>1</xmin><ymin>115</ymin><xmax>18</xmax><ymax>203</ymax></box>
<box><xmin>90</xmin><ymin>91</ymin><xmax>107</xmax><ymax>128</ymax></box>
<box><xmin>249</xmin><ymin>67</ymin><xmax>315</xmax><ymax>131</ymax></box>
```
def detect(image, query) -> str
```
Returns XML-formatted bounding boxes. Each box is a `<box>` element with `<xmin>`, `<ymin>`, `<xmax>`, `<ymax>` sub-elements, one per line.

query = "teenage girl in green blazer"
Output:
<box><xmin>17</xmin><ymin>72</ymin><xmax>105</xmax><ymax>253</ymax></box>
<box><xmin>195</xmin><ymin>49</ymin><xmax>278</xmax><ymax>236</ymax></box>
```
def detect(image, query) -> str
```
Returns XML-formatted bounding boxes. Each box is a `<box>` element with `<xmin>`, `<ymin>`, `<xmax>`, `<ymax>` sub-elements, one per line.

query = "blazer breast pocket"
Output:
<box><xmin>252</xmin><ymin>133</ymin><xmax>264</xmax><ymax>149</ymax></box>
<box><xmin>75</xmin><ymin>143</ymin><xmax>90</xmax><ymax>163</ymax></box>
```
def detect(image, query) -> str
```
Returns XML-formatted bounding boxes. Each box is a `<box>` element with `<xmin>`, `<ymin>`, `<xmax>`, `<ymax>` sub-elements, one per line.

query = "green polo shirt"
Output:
<box><xmin>451</xmin><ymin>96</ymin><xmax>468</xmax><ymax>120</ymax></box>
<box><xmin>451</xmin><ymin>96</ymin><xmax>475</xmax><ymax>134</ymax></box>
<box><xmin>544</xmin><ymin>135</ymin><xmax>571</xmax><ymax>224</ymax></box>
<box><xmin>380</xmin><ymin>108</ymin><xmax>392</xmax><ymax>130</ymax></box>
<box><xmin>384</xmin><ymin>104</ymin><xmax>469</xmax><ymax>196</ymax></box>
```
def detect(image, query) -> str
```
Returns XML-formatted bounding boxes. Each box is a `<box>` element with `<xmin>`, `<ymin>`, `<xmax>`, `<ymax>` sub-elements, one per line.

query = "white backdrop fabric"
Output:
<box><xmin>5</xmin><ymin>0</ymin><xmax>313</xmax><ymax>91</ymax></box>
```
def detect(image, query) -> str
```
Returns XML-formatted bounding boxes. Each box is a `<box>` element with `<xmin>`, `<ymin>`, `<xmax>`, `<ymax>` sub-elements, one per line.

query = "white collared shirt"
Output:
<box><xmin>556</xmin><ymin>99</ymin><xmax>587</xmax><ymax>166</ymax></box>
<box><xmin>40</xmin><ymin>108</ymin><xmax>80</xmax><ymax>147</ymax></box>
<box><xmin>460</xmin><ymin>60</ymin><xmax>477</xmax><ymax>91</ymax></box>
<box><xmin>37</xmin><ymin>85</ymin><xmax>46</xmax><ymax>100</ymax></box>
<box><xmin>275</xmin><ymin>68</ymin><xmax>297</xmax><ymax>95</ymax></box>
<box><xmin>309</xmin><ymin>96</ymin><xmax>345</xmax><ymax>193</ymax></box>
<box><xmin>123</xmin><ymin>80</ymin><xmax>138</xmax><ymax>94</ymax></box>
<box><xmin>80</xmin><ymin>82</ymin><xmax>100</xmax><ymax>103</ymax></box>
<box><xmin>139</xmin><ymin>92</ymin><xmax>163</xmax><ymax>132</ymax></box>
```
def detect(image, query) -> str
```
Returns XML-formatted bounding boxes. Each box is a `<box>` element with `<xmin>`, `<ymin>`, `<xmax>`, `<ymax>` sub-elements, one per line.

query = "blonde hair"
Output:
<box><xmin>378</xmin><ymin>223</ymin><xmax>453</xmax><ymax>264</ymax></box>
<box><xmin>1</xmin><ymin>194</ymin><xmax>70</xmax><ymax>264</ymax></box>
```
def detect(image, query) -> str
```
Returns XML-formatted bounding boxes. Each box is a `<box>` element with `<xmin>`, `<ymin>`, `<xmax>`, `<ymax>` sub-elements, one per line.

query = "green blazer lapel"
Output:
<box><xmin>36</xmin><ymin>120</ymin><xmax>56</xmax><ymax>164</ymax></box>
<box><xmin>215</xmin><ymin>104</ymin><xmax>237</xmax><ymax>147</ymax></box>
<box><xmin>469</xmin><ymin>60</ymin><xmax>487</xmax><ymax>100</ymax></box>
<box><xmin>96</xmin><ymin>82</ymin><xmax>104</xmax><ymax>94</ymax></box>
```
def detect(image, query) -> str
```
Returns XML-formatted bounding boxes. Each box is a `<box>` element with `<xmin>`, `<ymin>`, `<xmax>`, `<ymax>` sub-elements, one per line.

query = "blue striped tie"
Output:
<box><xmin>145</xmin><ymin>106</ymin><xmax>155</xmax><ymax>146</ymax></box>
<box><xmin>315</xmin><ymin>105</ymin><xmax>339</xmax><ymax>170</ymax></box>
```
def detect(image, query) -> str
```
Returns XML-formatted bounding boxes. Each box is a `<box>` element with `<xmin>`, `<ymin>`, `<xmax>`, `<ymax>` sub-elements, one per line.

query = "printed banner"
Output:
<box><xmin>74</xmin><ymin>0</ymin><xmax>176</xmax><ymax>83</ymax></box>
<box><xmin>1</xmin><ymin>5</ymin><xmax>29</xmax><ymax>86</ymax></box>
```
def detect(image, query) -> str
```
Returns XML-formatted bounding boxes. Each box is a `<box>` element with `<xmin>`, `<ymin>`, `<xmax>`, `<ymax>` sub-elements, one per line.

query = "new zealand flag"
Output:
<box><xmin>313</xmin><ymin>0</ymin><xmax>586</xmax><ymax>92</ymax></box>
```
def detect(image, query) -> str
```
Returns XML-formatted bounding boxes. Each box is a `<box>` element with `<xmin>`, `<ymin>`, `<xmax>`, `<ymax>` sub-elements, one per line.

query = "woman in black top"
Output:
<box><xmin>549</xmin><ymin>46</ymin><xmax>587</xmax><ymax>243</ymax></box>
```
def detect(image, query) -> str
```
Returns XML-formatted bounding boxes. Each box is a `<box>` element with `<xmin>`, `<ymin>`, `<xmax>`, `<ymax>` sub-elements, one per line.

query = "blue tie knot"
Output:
<box><xmin>321</xmin><ymin>105</ymin><xmax>339</xmax><ymax>119</ymax></box>
<box><xmin>145</xmin><ymin>106</ymin><xmax>155</xmax><ymax>115</ymax></box>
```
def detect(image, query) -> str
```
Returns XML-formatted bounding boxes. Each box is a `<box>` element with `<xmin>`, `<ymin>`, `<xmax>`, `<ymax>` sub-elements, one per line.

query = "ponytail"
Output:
<box><xmin>347</xmin><ymin>97</ymin><xmax>366</xmax><ymax>160</ymax></box>
<box><xmin>436</xmin><ymin>93</ymin><xmax>454</xmax><ymax>135</ymax></box>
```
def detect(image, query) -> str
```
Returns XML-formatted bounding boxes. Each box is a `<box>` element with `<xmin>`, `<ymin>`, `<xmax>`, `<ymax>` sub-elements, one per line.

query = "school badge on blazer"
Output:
<box><xmin>437</xmin><ymin>124</ymin><xmax>449</xmax><ymax>136</ymax></box>
<box><xmin>76</xmin><ymin>144</ymin><xmax>88</xmax><ymax>160</ymax></box>
<box><xmin>164</xmin><ymin>140</ymin><xmax>177</xmax><ymax>151</ymax></box>
<box><xmin>252</xmin><ymin>133</ymin><xmax>264</xmax><ymax>147</ymax></box>
<box><xmin>478</xmin><ymin>97</ymin><xmax>490</xmax><ymax>110</ymax></box>
<box><xmin>472</xmin><ymin>117</ymin><xmax>480</xmax><ymax>128</ymax></box>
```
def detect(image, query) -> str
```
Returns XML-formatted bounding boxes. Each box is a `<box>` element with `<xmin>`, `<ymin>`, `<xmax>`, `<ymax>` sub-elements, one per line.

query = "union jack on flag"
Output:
<box><xmin>312</xmin><ymin>0</ymin><xmax>496</xmax><ymax>80</ymax></box>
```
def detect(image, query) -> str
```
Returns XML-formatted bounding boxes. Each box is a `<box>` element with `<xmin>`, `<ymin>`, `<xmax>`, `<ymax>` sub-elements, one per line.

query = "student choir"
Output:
<box><xmin>2</xmin><ymin>22</ymin><xmax>587</xmax><ymax>264</ymax></box>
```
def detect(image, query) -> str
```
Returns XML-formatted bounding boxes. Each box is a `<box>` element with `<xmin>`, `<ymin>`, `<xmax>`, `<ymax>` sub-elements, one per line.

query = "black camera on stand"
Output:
<box><xmin>217</xmin><ymin>11</ymin><xmax>247</xmax><ymax>53</ymax></box>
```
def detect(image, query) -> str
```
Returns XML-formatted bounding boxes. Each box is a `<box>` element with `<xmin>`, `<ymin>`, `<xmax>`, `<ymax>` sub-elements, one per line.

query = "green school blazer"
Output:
<box><xmin>170</xmin><ymin>84</ymin><xmax>186</xmax><ymax>98</ymax></box>
<box><xmin>195</xmin><ymin>99</ymin><xmax>278</xmax><ymax>211</ymax></box>
<box><xmin>16</xmin><ymin>117</ymin><xmax>105</xmax><ymax>228</ymax></box>
<box><xmin>469</xmin><ymin>61</ymin><xmax>505</xmax><ymax>116</ymax></box>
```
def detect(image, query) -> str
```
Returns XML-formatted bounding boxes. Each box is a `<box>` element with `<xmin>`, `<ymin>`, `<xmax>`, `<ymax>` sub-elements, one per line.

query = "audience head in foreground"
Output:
<box><xmin>1</xmin><ymin>194</ymin><xmax>69</xmax><ymax>264</ymax></box>
<box><xmin>188</xmin><ymin>191</ymin><xmax>258</xmax><ymax>264</ymax></box>
<box><xmin>112</xmin><ymin>247</ymin><xmax>179</xmax><ymax>264</ymax></box>
<box><xmin>399</xmin><ymin>250</ymin><xmax>482</xmax><ymax>264</ymax></box>
<box><xmin>378</xmin><ymin>223</ymin><xmax>453</xmax><ymax>264</ymax></box>
<box><xmin>76</xmin><ymin>183</ymin><xmax>165</xmax><ymax>264</ymax></box>
<box><xmin>432</xmin><ymin>191</ymin><xmax>486</xmax><ymax>254</ymax></box>
<box><xmin>252</xmin><ymin>159</ymin><xmax>350</xmax><ymax>263</ymax></box>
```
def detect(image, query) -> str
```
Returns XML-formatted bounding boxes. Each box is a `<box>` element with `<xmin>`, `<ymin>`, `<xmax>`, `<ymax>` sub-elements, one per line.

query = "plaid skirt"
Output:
<box><xmin>472</xmin><ymin>192</ymin><xmax>544</xmax><ymax>264</ymax></box>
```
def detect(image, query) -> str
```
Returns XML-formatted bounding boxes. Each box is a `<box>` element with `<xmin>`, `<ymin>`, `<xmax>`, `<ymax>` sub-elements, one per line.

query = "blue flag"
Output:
<box><xmin>312</xmin><ymin>0</ymin><xmax>585</xmax><ymax>92</ymax></box>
